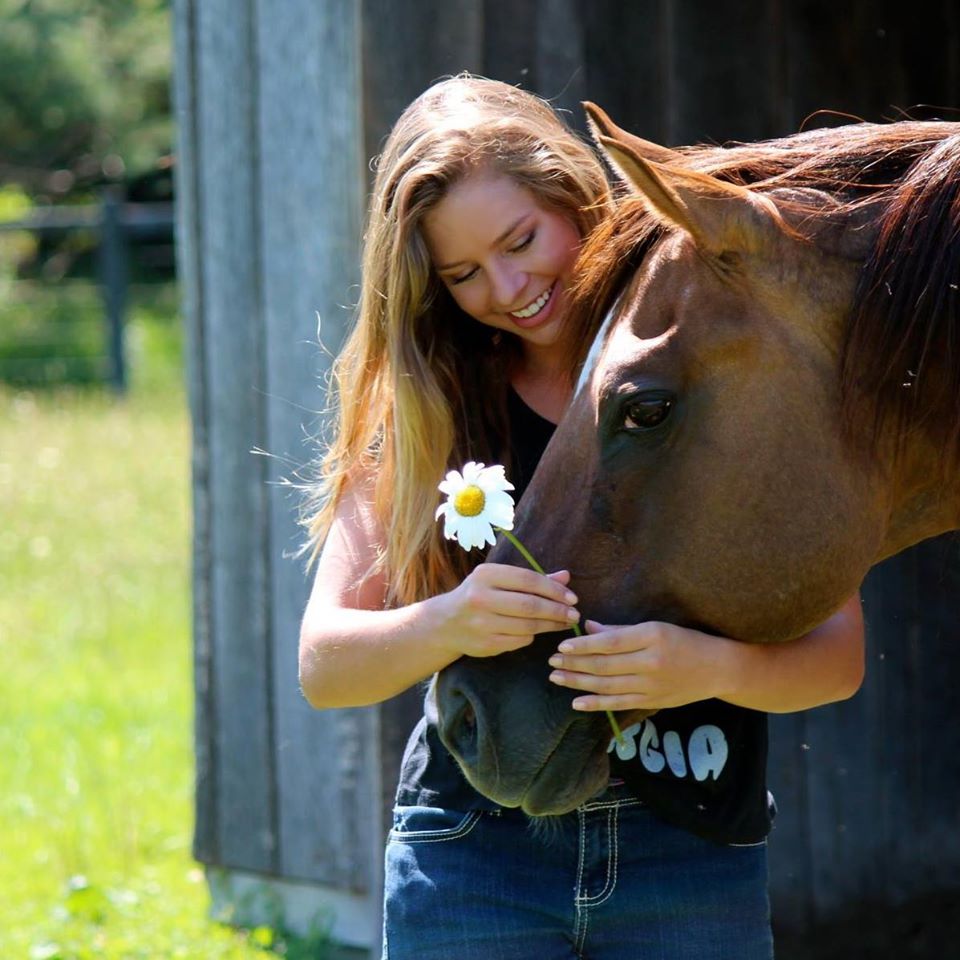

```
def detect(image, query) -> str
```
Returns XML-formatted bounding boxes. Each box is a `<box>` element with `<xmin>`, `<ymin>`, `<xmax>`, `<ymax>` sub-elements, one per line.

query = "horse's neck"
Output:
<box><xmin>879</xmin><ymin>445</ymin><xmax>960</xmax><ymax>560</ymax></box>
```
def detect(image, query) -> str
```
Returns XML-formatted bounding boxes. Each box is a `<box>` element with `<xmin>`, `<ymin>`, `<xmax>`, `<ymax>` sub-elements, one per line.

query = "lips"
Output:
<box><xmin>509</xmin><ymin>283</ymin><xmax>556</xmax><ymax>325</ymax></box>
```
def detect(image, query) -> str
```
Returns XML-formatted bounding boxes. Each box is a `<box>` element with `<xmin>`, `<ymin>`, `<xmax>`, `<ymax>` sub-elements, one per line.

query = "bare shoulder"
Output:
<box><xmin>307</xmin><ymin>470</ymin><xmax>388</xmax><ymax>612</ymax></box>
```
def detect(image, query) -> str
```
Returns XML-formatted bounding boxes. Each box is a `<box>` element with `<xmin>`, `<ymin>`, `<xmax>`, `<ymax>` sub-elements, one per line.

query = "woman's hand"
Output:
<box><xmin>435</xmin><ymin>563</ymin><xmax>580</xmax><ymax>659</ymax></box>
<box><xmin>547</xmin><ymin>592</ymin><xmax>865</xmax><ymax>714</ymax></box>
<box><xmin>548</xmin><ymin>619</ymin><xmax>725</xmax><ymax>712</ymax></box>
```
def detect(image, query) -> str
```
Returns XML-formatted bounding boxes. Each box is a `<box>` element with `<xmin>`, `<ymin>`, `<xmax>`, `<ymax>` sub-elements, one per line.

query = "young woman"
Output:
<box><xmin>299</xmin><ymin>74</ymin><xmax>864</xmax><ymax>960</ymax></box>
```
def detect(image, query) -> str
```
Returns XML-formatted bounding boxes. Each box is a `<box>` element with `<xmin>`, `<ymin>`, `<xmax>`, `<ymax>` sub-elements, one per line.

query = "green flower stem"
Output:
<box><xmin>496</xmin><ymin>527</ymin><xmax>625</xmax><ymax>747</ymax></box>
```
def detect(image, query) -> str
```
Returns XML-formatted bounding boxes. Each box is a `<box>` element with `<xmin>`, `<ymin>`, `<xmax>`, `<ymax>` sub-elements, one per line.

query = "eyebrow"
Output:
<box><xmin>433</xmin><ymin>214</ymin><xmax>532</xmax><ymax>272</ymax></box>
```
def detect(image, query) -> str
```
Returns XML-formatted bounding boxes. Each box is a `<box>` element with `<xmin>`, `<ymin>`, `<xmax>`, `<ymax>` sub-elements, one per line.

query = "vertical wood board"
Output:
<box><xmin>194</xmin><ymin>0</ymin><xmax>276</xmax><ymax>873</ymax></box>
<box><xmin>172</xmin><ymin>0</ymin><xmax>218</xmax><ymax>867</ymax></box>
<box><xmin>254</xmin><ymin>0</ymin><xmax>376</xmax><ymax>891</ymax></box>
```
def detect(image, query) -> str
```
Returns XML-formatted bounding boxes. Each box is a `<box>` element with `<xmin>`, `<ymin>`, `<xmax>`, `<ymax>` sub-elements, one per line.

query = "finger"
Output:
<box><xmin>558</xmin><ymin>628</ymin><xmax>639</xmax><ymax>656</ymax></box>
<box><xmin>480</xmin><ymin>563</ymin><xmax>578</xmax><ymax>605</ymax></box>
<box><xmin>571</xmin><ymin>693</ymin><xmax>651</xmax><ymax>712</ymax></box>
<box><xmin>548</xmin><ymin>670</ymin><xmax>636</xmax><ymax>695</ymax></box>
<box><xmin>497</xmin><ymin>590</ymin><xmax>580</xmax><ymax>627</ymax></box>
<box><xmin>548</xmin><ymin>651</ymin><xmax>639</xmax><ymax>676</ymax></box>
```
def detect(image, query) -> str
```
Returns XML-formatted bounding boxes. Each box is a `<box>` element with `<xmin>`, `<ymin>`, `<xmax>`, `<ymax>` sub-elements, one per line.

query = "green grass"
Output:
<box><xmin>0</xmin><ymin>295</ymin><xmax>327</xmax><ymax>959</ymax></box>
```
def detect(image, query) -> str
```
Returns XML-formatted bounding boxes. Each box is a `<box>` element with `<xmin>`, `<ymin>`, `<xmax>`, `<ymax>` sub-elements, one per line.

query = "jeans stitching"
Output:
<box><xmin>580</xmin><ymin>805</ymin><xmax>619</xmax><ymax>907</ymax></box>
<box><xmin>387</xmin><ymin>809</ymin><xmax>483</xmax><ymax>844</ymax></box>
<box><xmin>580</xmin><ymin>797</ymin><xmax>643</xmax><ymax>812</ymax></box>
<box><xmin>573</xmin><ymin>807</ymin><xmax>587</xmax><ymax>951</ymax></box>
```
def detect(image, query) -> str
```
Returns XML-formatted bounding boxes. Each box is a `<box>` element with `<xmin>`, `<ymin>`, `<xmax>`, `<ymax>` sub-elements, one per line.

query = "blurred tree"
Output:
<box><xmin>0</xmin><ymin>0</ymin><xmax>172</xmax><ymax>200</ymax></box>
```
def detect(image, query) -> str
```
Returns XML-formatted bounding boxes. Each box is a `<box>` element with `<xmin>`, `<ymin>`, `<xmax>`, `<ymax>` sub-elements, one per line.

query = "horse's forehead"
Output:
<box><xmin>574</xmin><ymin>298</ymin><xmax>620</xmax><ymax>398</ymax></box>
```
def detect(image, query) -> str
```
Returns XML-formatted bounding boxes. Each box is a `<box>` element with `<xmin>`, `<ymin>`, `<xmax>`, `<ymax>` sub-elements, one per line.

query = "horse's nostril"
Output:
<box><xmin>443</xmin><ymin>689</ymin><xmax>480</xmax><ymax>765</ymax></box>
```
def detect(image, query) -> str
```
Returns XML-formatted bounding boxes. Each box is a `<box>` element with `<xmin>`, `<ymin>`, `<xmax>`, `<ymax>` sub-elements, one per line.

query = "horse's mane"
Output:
<box><xmin>568</xmin><ymin>121</ymin><xmax>960</xmax><ymax>468</ymax></box>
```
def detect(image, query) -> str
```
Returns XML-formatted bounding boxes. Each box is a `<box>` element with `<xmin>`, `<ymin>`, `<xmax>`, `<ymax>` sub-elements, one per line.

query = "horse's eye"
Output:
<box><xmin>622</xmin><ymin>394</ymin><xmax>673</xmax><ymax>431</ymax></box>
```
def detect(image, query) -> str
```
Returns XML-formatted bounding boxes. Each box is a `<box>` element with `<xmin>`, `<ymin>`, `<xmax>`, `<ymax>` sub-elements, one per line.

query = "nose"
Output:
<box><xmin>438</xmin><ymin>682</ymin><xmax>481</xmax><ymax>768</ymax></box>
<box><xmin>488</xmin><ymin>260</ymin><xmax>526</xmax><ymax>312</ymax></box>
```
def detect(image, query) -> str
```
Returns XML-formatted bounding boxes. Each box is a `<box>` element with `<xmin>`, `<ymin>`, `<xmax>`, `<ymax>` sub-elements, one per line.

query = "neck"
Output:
<box><xmin>878</xmin><ymin>437</ymin><xmax>960</xmax><ymax>560</ymax></box>
<box><xmin>511</xmin><ymin>351</ymin><xmax>572</xmax><ymax>425</ymax></box>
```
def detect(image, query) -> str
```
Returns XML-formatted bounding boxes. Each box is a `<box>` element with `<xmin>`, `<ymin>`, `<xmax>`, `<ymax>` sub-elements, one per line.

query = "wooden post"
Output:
<box><xmin>99</xmin><ymin>187</ymin><xmax>127</xmax><ymax>392</ymax></box>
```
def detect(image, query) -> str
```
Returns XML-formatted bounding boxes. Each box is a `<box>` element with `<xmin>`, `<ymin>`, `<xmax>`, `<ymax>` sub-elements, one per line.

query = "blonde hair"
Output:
<box><xmin>303</xmin><ymin>74</ymin><xmax>610</xmax><ymax>606</ymax></box>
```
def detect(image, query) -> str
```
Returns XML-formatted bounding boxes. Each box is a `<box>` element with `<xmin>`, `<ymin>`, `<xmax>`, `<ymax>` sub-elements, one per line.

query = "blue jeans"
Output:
<box><xmin>382</xmin><ymin>787</ymin><xmax>773</xmax><ymax>959</ymax></box>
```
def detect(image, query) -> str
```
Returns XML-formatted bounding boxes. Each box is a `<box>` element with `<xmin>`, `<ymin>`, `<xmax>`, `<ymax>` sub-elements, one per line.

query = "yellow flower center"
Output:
<box><xmin>453</xmin><ymin>485</ymin><xmax>486</xmax><ymax>517</ymax></box>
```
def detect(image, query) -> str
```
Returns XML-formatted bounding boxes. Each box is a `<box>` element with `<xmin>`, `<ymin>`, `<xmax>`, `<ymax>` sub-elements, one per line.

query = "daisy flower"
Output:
<box><xmin>435</xmin><ymin>461</ymin><xmax>516</xmax><ymax>551</ymax></box>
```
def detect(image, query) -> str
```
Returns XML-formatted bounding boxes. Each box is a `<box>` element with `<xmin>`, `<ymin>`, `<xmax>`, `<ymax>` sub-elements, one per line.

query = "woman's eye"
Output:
<box><xmin>449</xmin><ymin>267</ymin><xmax>478</xmax><ymax>286</ymax></box>
<box><xmin>622</xmin><ymin>395</ymin><xmax>673</xmax><ymax>430</ymax></box>
<box><xmin>509</xmin><ymin>231</ymin><xmax>534</xmax><ymax>254</ymax></box>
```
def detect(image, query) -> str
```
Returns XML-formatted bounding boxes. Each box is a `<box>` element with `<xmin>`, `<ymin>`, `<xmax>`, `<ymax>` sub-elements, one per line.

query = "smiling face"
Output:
<box><xmin>422</xmin><ymin>171</ymin><xmax>583</xmax><ymax>364</ymax></box>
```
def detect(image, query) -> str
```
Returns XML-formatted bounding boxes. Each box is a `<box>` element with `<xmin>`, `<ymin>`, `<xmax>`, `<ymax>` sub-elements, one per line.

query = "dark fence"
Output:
<box><xmin>0</xmin><ymin>194</ymin><xmax>174</xmax><ymax>390</ymax></box>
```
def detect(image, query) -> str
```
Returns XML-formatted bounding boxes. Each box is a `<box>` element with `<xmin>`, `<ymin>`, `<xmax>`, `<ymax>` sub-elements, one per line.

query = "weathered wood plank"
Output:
<box><xmin>768</xmin><ymin>711</ymin><xmax>815</xmax><ymax>933</ymax></box>
<box><xmin>194</xmin><ymin>0</ymin><xmax>276</xmax><ymax>873</ymax></box>
<box><xmin>361</xmin><ymin>0</ymin><xmax>483</xmax><ymax>165</ymax></box>
<box><xmin>481</xmin><ymin>0</ymin><xmax>539</xmax><ymax>92</ymax></box>
<box><xmin>172</xmin><ymin>0</ymin><xmax>217</xmax><ymax>866</ymax></box>
<box><xmin>535</xmin><ymin>0</ymin><xmax>587</xmax><ymax>121</ymax></box>
<box><xmin>670</xmin><ymin>0</ymin><xmax>784</xmax><ymax>142</ymax></box>
<box><xmin>254</xmin><ymin>0</ymin><xmax>375</xmax><ymax>892</ymax></box>
<box><xmin>581</xmin><ymin>0</ymin><xmax>670</xmax><ymax>143</ymax></box>
<box><xmin>785</xmin><ymin>0</ymin><xmax>904</xmax><ymax>127</ymax></box>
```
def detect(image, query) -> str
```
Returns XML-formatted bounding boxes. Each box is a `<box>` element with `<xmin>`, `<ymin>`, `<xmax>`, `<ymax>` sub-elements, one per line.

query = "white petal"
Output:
<box><xmin>485</xmin><ymin>502</ymin><xmax>514</xmax><ymax>531</ymax></box>
<box><xmin>461</xmin><ymin>461</ymin><xmax>485</xmax><ymax>484</ymax></box>
<box><xmin>438</xmin><ymin>470</ymin><xmax>465</xmax><ymax>496</ymax></box>
<box><xmin>462</xmin><ymin>515</ymin><xmax>496</xmax><ymax>550</ymax></box>
<box><xmin>439</xmin><ymin>508</ymin><xmax>460</xmax><ymax>541</ymax></box>
<box><xmin>483</xmin><ymin>488</ymin><xmax>515</xmax><ymax>514</ymax></box>
<box><xmin>478</xmin><ymin>463</ymin><xmax>514</xmax><ymax>493</ymax></box>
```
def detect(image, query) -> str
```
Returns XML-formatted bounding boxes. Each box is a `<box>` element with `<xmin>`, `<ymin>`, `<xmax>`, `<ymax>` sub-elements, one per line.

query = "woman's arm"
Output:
<box><xmin>298</xmin><ymin>480</ymin><xmax>582</xmax><ymax>710</ymax></box>
<box><xmin>546</xmin><ymin>593</ymin><xmax>865</xmax><ymax>714</ymax></box>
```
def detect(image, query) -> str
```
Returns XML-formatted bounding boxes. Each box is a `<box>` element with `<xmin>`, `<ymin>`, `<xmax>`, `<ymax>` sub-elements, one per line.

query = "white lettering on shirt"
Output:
<box><xmin>608</xmin><ymin>718</ymin><xmax>729</xmax><ymax>781</ymax></box>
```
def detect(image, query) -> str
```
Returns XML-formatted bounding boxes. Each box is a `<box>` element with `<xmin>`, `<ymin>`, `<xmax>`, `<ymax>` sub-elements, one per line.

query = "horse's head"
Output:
<box><xmin>436</xmin><ymin>110</ymin><xmax>960</xmax><ymax>815</ymax></box>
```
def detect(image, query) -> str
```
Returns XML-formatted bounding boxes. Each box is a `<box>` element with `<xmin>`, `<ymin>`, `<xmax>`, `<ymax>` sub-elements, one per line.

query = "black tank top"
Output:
<box><xmin>396</xmin><ymin>389</ymin><xmax>773</xmax><ymax>844</ymax></box>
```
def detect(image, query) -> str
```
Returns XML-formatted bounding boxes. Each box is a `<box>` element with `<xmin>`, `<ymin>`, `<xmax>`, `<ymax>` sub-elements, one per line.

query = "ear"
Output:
<box><xmin>595</xmin><ymin>132</ymin><xmax>786</xmax><ymax>260</ymax></box>
<box><xmin>582</xmin><ymin>102</ymin><xmax>684</xmax><ymax>166</ymax></box>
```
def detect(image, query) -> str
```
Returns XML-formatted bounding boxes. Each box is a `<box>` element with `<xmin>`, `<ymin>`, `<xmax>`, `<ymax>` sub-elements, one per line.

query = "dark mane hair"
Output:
<box><xmin>567</xmin><ymin>121</ymin><xmax>960</xmax><ymax>466</ymax></box>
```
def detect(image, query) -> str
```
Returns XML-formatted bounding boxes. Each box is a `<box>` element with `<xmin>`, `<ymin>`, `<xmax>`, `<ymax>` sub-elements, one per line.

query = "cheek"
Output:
<box><xmin>553</xmin><ymin>225</ymin><xmax>582</xmax><ymax>276</ymax></box>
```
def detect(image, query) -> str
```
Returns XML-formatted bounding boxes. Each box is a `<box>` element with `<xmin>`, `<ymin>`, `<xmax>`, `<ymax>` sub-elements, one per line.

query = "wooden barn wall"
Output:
<box><xmin>175</xmin><ymin>0</ymin><xmax>960</xmax><ymax>954</ymax></box>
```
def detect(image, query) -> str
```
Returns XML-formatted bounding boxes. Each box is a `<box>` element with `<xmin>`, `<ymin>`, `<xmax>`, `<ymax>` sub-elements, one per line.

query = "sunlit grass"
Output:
<box><xmin>0</xmin><ymin>298</ymin><xmax>322</xmax><ymax>959</ymax></box>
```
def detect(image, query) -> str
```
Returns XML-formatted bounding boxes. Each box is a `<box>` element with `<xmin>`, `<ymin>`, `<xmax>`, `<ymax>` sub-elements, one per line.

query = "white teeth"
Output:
<box><xmin>510</xmin><ymin>284</ymin><xmax>553</xmax><ymax>319</ymax></box>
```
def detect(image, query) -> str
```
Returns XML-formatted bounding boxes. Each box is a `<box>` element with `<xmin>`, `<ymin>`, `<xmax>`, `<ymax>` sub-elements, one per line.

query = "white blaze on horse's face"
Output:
<box><xmin>574</xmin><ymin>297</ymin><xmax>621</xmax><ymax>404</ymax></box>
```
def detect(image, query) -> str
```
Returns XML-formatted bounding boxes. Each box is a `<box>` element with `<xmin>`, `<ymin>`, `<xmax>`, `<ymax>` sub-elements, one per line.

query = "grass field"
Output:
<box><xmin>0</xmin><ymin>292</ymin><xmax>324</xmax><ymax>959</ymax></box>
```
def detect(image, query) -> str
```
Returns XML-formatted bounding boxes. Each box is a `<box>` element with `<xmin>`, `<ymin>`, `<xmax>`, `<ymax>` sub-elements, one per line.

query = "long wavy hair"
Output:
<box><xmin>302</xmin><ymin>75</ymin><xmax>611</xmax><ymax>606</ymax></box>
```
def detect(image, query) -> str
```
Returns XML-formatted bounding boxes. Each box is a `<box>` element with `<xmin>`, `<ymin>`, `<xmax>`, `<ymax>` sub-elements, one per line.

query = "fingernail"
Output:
<box><xmin>548</xmin><ymin>655</ymin><xmax>562</xmax><ymax>667</ymax></box>
<box><xmin>564</xmin><ymin>591</ymin><xmax>578</xmax><ymax>604</ymax></box>
<box><xmin>549</xmin><ymin>671</ymin><xmax>563</xmax><ymax>684</ymax></box>
<box><xmin>558</xmin><ymin>640</ymin><xmax>574</xmax><ymax>653</ymax></box>
<box><xmin>566</xmin><ymin>608</ymin><xmax>580</xmax><ymax>621</ymax></box>
<box><xmin>572</xmin><ymin>698</ymin><xmax>588</xmax><ymax>710</ymax></box>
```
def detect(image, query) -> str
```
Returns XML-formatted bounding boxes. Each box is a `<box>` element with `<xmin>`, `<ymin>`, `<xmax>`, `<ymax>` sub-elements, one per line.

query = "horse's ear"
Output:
<box><xmin>596</xmin><ymin>134</ymin><xmax>783</xmax><ymax>258</ymax></box>
<box><xmin>583</xmin><ymin>102</ymin><xmax>684</xmax><ymax>166</ymax></box>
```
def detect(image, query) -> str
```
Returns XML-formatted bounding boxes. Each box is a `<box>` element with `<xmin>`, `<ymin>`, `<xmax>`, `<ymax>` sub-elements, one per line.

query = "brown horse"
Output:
<box><xmin>435</xmin><ymin>106</ymin><xmax>960</xmax><ymax>816</ymax></box>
